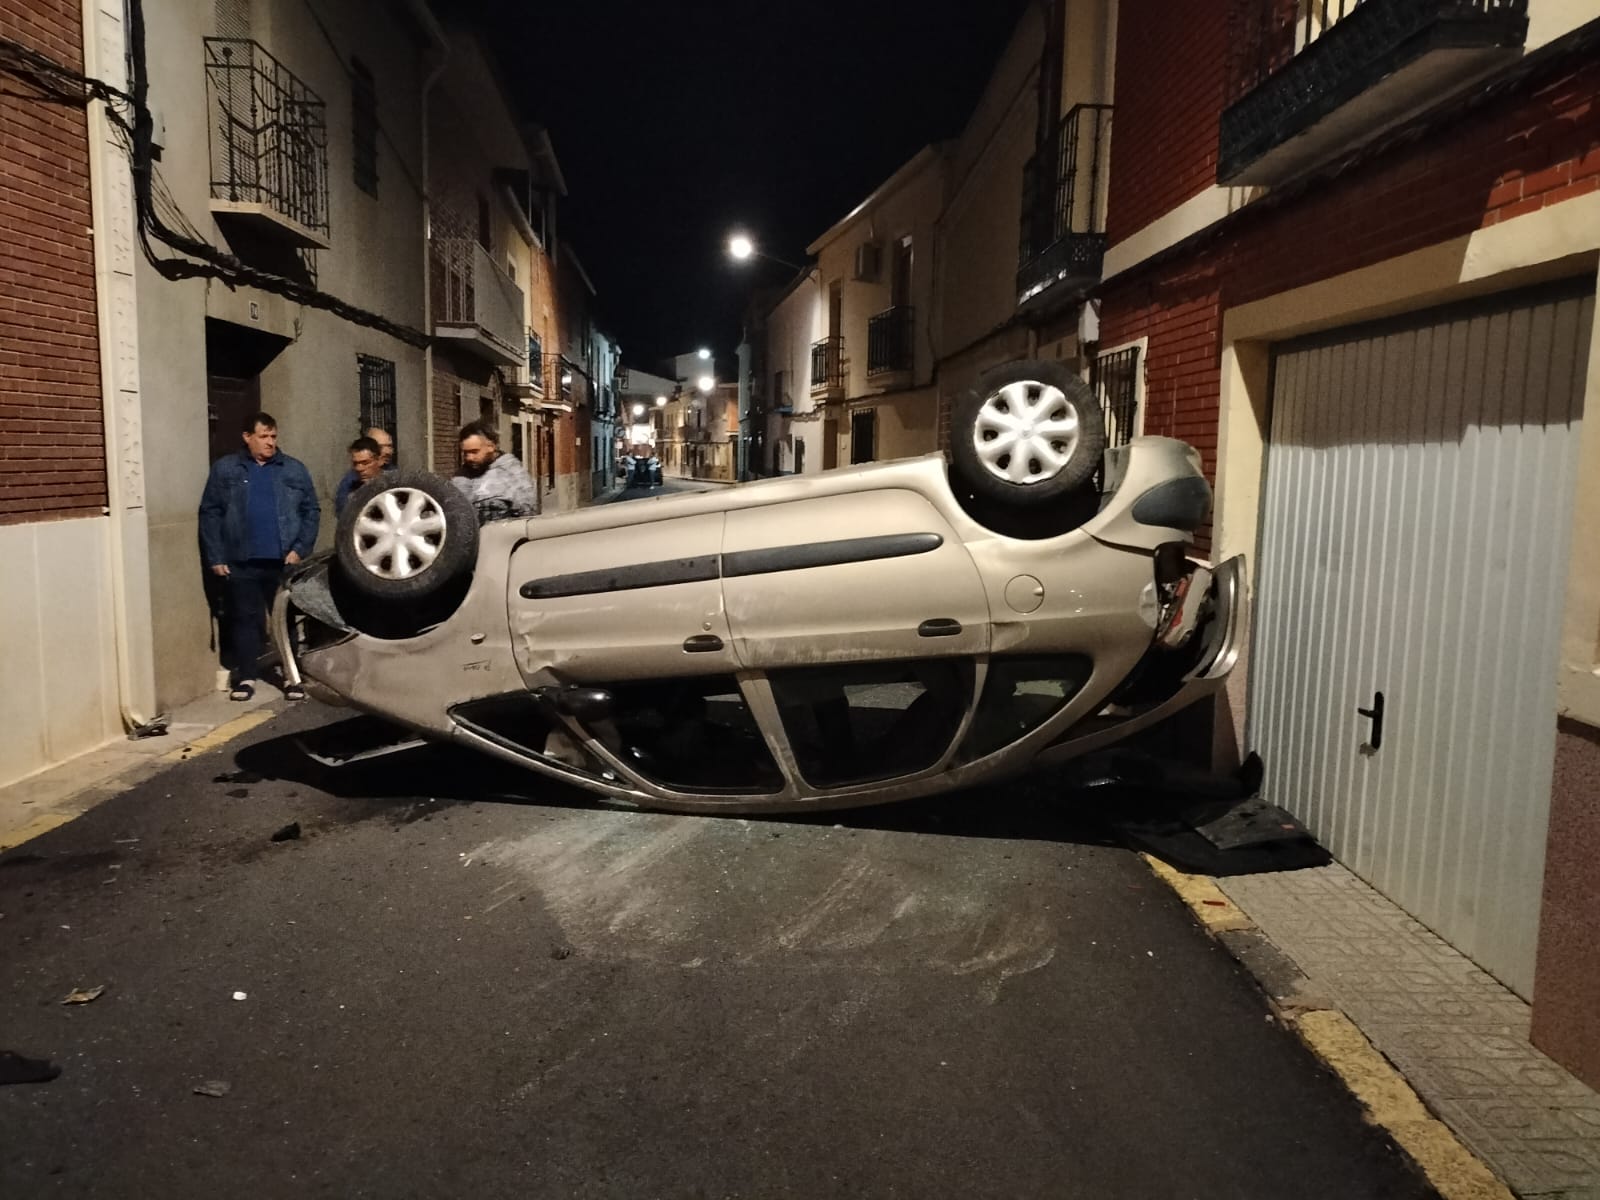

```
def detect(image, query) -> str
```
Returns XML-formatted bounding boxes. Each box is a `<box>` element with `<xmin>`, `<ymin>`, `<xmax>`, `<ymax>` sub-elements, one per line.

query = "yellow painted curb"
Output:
<box><xmin>0</xmin><ymin>811</ymin><xmax>77</xmax><ymax>853</ymax></box>
<box><xmin>1297</xmin><ymin>1011</ymin><xmax>1514</xmax><ymax>1200</ymax></box>
<box><xmin>162</xmin><ymin>709</ymin><xmax>279</xmax><ymax>762</ymax></box>
<box><xmin>0</xmin><ymin>707</ymin><xmax>281</xmax><ymax>853</ymax></box>
<box><xmin>1141</xmin><ymin>853</ymin><xmax>1254</xmax><ymax>933</ymax></box>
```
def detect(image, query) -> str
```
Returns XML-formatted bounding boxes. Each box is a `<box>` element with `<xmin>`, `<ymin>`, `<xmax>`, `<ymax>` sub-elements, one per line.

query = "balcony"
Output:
<box><xmin>866</xmin><ymin>306</ymin><xmax>915</xmax><ymax>386</ymax></box>
<box><xmin>1218</xmin><ymin>0</ymin><xmax>1528</xmax><ymax>185</ymax></box>
<box><xmin>506</xmin><ymin>333</ymin><xmax>544</xmax><ymax>399</ymax></box>
<box><xmin>810</xmin><ymin>335</ymin><xmax>845</xmax><ymax>401</ymax></box>
<box><xmin>430</xmin><ymin>239</ymin><xmax>526</xmax><ymax>369</ymax></box>
<box><xmin>204</xmin><ymin>38</ymin><xmax>330</xmax><ymax>249</ymax></box>
<box><xmin>1016</xmin><ymin>104</ymin><xmax>1112</xmax><ymax>312</ymax></box>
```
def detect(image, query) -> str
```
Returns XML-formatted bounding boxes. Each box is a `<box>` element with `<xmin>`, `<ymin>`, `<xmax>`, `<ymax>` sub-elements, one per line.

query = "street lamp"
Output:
<box><xmin>726</xmin><ymin>230</ymin><xmax>804</xmax><ymax>272</ymax></box>
<box><xmin>696</xmin><ymin>347</ymin><xmax>712</xmax><ymax>360</ymax></box>
<box><xmin>697</xmin><ymin>375</ymin><xmax>715</xmax><ymax>393</ymax></box>
<box><xmin>631</xmin><ymin>402</ymin><xmax>645</xmax><ymax>418</ymax></box>
<box><xmin>654</xmin><ymin>394</ymin><xmax>667</xmax><ymax>407</ymax></box>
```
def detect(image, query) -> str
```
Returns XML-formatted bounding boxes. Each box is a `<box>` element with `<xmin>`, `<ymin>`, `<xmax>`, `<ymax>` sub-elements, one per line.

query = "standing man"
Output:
<box><xmin>334</xmin><ymin>435</ymin><xmax>385</xmax><ymax>514</ymax></box>
<box><xmin>198</xmin><ymin>411</ymin><xmax>320</xmax><ymax>701</ymax></box>
<box><xmin>452</xmin><ymin>420</ymin><xmax>538</xmax><ymax>524</ymax></box>
<box><xmin>333</xmin><ymin>425</ymin><xmax>394</xmax><ymax>512</ymax></box>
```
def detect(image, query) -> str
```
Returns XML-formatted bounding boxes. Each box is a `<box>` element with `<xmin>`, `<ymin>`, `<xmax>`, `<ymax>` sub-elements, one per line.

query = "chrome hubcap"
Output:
<box><xmin>352</xmin><ymin>488</ymin><xmax>447</xmax><ymax>579</ymax></box>
<box><xmin>972</xmin><ymin>380</ymin><xmax>1080</xmax><ymax>485</ymax></box>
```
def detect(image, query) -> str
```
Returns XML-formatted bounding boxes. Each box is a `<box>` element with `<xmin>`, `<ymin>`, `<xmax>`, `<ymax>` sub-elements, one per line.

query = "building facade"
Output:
<box><xmin>1095</xmin><ymin>0</ymin><xmax>1600</xmax><ymax>1085</ymax></box>
<box><xmin>806</xmin><ymin>147</ymin><xmax>946</xmax><ymax>467</ymax></box>
<box><xmin>3</xmin><ymin>0</ymin><xmax>447</xmax><ymax>787</ymax></box>
<box><xmin>1</xmin><ymin>0</ymin><xmax>122</xmax><ymax>787</ymax></box>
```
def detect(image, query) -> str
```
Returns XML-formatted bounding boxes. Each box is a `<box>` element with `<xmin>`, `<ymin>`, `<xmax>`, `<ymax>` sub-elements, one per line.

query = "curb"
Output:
<box><xmin>0</xmin><ymin>707</ymin><xmax>284</xmax><ymax>853</ymax></box>
<box><xmin>1141</xmin><ymin>854</ymin><xmax>1515</xmax><ymax>1200</ymax></box>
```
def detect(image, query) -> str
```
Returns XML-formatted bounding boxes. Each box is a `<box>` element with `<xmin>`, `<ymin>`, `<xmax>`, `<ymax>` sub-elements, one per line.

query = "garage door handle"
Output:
<box><xmin>683</xmin><ymin>634</ymin><xmax>724</xmax><ymax>653</ymax></box>
<box><xmin>1358</xmin><ymin>690</ymin><xmax>1385</xmax><ymax>751</ymax></box>
<box><xmin>918</xmin><ymin>619</ymin><xmax>963</xmax><ymax>638</ymax></box>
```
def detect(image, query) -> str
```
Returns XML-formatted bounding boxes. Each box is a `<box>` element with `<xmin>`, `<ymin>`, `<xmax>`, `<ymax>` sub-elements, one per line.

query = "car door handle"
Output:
<box><xmin>683</xmin><ymin>634</ymin><xmax>724</xmax><ymax>653</ymax></box>
<box><xmin>918</xmin><ymin>619</ymin><xmax>963</xmax><ymax>638</ymax></box>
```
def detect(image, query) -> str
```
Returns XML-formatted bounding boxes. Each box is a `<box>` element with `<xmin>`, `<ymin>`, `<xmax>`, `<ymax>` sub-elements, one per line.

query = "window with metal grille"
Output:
<box><xmin>358</xmin><ymin>354</ymin><xmax>397</xmax><ymax>460</ymax></box>
<box><xmin>351</xmin><ymin>57</ymin><xmax>377</xmax><ymax>197</ymax></box>
<box><xmin>1090</xmin><ymin>345</ymin><xmax>1141</xmax><ymax>448</ymax></box>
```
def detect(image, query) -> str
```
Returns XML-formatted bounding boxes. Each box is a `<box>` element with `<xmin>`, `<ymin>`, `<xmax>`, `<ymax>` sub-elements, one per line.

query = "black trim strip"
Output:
<box><xmin>519</xmin><ymin>555</ymin><xmax>720</xmax><ymax>600</ymax></box>
<box><xmin>723</xmin><ymin>532</ymin><xmax>943</xmax><ymax>578</ymax></box>
<box><xmin>518</xmin><ymin>532</ymin><xmax>946</xmax><ymax>600</ymax></box>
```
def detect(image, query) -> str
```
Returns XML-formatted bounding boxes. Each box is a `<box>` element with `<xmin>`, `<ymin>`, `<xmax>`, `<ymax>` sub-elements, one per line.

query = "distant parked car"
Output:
<box><xmin>273</xmin><ymin>360</ymin><xmax>1242</xmax><ymax>815</ymax></box>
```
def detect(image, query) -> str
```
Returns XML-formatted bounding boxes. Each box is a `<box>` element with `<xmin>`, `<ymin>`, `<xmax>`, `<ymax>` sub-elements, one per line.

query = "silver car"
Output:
<box><xmin>272</xmin><ymin>361</ymin><xmax>1243</xmax><ymax>813</ymax></box>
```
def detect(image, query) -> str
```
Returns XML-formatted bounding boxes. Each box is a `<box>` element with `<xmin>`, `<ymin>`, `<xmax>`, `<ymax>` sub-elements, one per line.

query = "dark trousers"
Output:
<box><xmin>225</xmin><ymin>559</ymin><xmax>283</xmax><ymax>686</ymax></box>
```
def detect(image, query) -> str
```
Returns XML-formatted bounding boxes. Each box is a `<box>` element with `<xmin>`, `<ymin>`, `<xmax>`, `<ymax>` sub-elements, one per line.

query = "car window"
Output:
<box><xmin>956</xmin><ymin>655</ymin><xmax>1093</xmax><ymax>763</ymax></box>
<box><xmin>583</xmin><ymin>675</ymin><xmax>783</xmax><ymax>794</ymax></box>
<box><xmin>450</xmin><ymin>693</ymin><xmax>609</xmax><ymax>780</ymax></box>
<box><xmin>769</xmin><ymin>659</ymin><xmax>973</xmax><ymax>787</ymax></box>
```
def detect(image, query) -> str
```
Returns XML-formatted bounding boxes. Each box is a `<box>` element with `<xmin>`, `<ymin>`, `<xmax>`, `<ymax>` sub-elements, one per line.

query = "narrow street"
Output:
<box><xmin>0</xmin><ymin>704</ymin><xmax>1436</xmax><ymax>1199</ymax></box>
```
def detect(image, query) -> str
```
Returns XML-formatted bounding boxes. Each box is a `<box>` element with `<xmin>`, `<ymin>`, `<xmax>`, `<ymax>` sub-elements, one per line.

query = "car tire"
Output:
<box><xmin>950</xmin><ymin>359</ymin><xmax>1106</xmax><ymax>506</ymax></box>
<box><xmin>335</xmin><ymin>470</ymin><xmax>478</xmax><ymax>602</ymax></box>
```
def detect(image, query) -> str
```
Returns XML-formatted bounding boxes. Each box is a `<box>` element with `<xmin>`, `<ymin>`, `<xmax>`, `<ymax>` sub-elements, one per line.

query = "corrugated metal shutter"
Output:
<box><xmin>1250</xmin><ymin>278</ymin><xmax>1593</xmax><ymax>998</ymax></box>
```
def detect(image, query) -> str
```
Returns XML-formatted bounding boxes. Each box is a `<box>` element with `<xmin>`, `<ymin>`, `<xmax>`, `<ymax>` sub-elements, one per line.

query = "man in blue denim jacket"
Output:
<box><xmin>198</xmin><ymin>411</ymin><xmax>320</xmax><ymax>700</ymax></box>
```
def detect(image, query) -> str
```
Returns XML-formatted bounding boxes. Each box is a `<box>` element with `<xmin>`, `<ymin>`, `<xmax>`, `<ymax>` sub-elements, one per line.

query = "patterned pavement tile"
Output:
<box><xmin>1218</xmin><ymin>864</ymin><xmax>1600</xmax><ymax>1199</ymax></box>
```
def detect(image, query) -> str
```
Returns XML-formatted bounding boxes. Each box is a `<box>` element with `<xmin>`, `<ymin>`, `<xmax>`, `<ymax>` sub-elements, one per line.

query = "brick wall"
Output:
<box><xmin>0</xmin><ymin>0</ymin><xmax>107</xmax><ymax>525</ymax></box>
<box><xmin>429</xmin><ymin>366</ymin><xmax>462</xmax><ymax>474</ymax></box>
<box><xmin>1104</xmin><ymin>0</ymin><xmax>1229</xmax><ymax>246</ymax></box>
<box><xmin>1100</xmin><ymin>53</ymin><xmax>1600</xmax><ymax>549</ymax></box>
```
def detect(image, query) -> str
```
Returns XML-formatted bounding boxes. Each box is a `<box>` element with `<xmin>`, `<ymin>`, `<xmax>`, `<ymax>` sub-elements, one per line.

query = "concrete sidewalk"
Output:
<box><xmin>0</xmin><ymin>689</ymin><xmax>284</xmax><ymax>852</ymax></box>
<box><xmin>1150</xmin><ymin>856</ymin><xmax>1600</xmax><ymax>1200</ymax></box>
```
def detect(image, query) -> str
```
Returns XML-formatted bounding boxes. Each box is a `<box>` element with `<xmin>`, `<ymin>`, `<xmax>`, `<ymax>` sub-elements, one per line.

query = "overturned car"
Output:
<box><xmin>272</xmin><ymin>361</ymin><xmax>1243</xmax><ymax>814</ymax></box>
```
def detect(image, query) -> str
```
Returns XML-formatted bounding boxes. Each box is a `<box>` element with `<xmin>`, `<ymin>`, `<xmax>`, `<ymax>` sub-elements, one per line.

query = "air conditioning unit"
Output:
<box><xmin>853</xmin><ymin>241</ymin><xmax>882</xmax><ymax>282</ymax></box>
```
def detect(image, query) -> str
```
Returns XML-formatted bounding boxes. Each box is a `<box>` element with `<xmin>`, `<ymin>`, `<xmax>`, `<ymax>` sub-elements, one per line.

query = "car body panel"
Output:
<box><xmin>509</xmin><ymin>511</ymin><xmax>736</xmax><ymax>683</ymax></box>
<box><xmin>722</xmin><ymin>488</ymin><xmax>990</xmax><ymax>667</ymax></box>
<box><xmin>274</xmin><ymin>440</ymin><xmax>1245</xmax><ymax>814</ymax></box>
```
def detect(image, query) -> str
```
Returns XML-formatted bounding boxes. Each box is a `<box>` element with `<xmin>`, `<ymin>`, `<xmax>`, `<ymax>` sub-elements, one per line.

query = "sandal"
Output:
<box><xmin>229</xmin><ymin>682</ymin><xmax>255</xmax><ymax>702</ymax></box>
<box><xmin>283</xmin><ymin>683</ymin><xmax>306</xmax><ymax>702</ymax></box>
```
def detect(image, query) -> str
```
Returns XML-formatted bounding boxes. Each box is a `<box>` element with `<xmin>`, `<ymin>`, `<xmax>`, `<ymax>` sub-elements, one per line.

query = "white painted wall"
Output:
<box><xmin>130</xmin><ymin>0</ymin><xmax>431</xmax><ymax>709</ymax></box>
<box><xmin>0</xmin><ymin>519</ymin><xmax>120</xmax><ymax>787</ymax></box>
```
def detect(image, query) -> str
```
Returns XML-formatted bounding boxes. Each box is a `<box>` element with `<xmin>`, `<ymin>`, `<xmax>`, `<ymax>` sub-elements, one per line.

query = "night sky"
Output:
<box><xmin>467</xmin><ymin>0</ymin><xmax>1036</xmax><ymax>370</ymax></box>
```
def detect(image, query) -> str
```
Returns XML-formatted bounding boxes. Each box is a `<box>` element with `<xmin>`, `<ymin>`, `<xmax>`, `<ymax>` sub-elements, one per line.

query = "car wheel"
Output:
<box><xmin>950</xmin><ymin>360</ymin><xmax>1106</xmax><ymax>506</ymax></box>
<box><xmin>335</xmin><ymin>470</ymin><xmax>478</xmax><ymax>602</ymax></box>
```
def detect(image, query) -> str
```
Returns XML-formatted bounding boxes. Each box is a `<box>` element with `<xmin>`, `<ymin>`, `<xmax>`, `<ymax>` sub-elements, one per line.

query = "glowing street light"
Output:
<box><xmin>654</xmin><ymin>394</ymin><xmax>667</xmax><ymax>406</ymax></box>
<box><xmin>696</xmin><ymin>347</ymin><xmax>712</xmax><ymax>360</ymax></box>
<box><xmin>725</xmin><ymin>230</ymin><xmax>803</xmax><ymax>272</ymax></box>
<box><xmin>697</xmin><ymin>375</ymin><xmax>715</xmax><ymax>393</ymax></box>
<box><xmin>631</xmin><ymin>402</ymin><xmax>645</xmax><ymax>418</ymax></box>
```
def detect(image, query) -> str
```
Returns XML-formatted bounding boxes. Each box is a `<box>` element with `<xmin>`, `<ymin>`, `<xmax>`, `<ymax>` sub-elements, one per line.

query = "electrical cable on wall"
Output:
<box><xmin>0</xmin><ymin>0</ymin><xmax>431</xmax><ymax>349</ymax></box>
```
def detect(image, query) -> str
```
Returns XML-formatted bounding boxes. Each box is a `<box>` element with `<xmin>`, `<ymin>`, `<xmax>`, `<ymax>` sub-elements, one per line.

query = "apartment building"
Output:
<box><xmin>1094</xmin><ymin>0</ymin><xmax>1600</xmax><ymax>1085</ymax></box>
<box><xmin>426</xmin><ymin>29</ymin><xmax>565</xmax><ymax>510</ymax></box>
<box><xmin>3</xmin><ymin>0</ymin><xmax>444</xmax><ymax>785</ymax></box>
<box><xmin>805</xmin><ymin>147</ymin><xmax>946</xmax><ymax>467</ymax></box>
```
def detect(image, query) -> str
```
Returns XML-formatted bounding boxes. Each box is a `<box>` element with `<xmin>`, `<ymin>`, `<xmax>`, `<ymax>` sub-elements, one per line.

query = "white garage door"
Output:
<box><xmin>1250</xmin><ymin>279</ymin><xmax>1593</xmax><ymax>998</ymax></box>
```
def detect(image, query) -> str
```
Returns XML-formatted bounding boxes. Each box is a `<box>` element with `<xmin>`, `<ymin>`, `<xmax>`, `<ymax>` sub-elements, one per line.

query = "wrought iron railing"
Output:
<box><xmin>1225</xmin><ymin>0</ymin><xmax>1527</xmax><ymax>106</ymax></box>
<box><xmin>866</xmin><ymin>306</ymin><xmax>915</xmax><ymax>377</ymax></box>
<box><xmin>204</xmin><ymin>38</ymin><xmax>329</xmax><ymax>237</ymax></box>
<box><xmin>810</xmin><ymin>335</ymin><xmax>845</xmax><ymax>392</ymax></box>
<box><xmin>1091</xmin><ymin>345</ymin><xmax>1141</xmax><ymax>449</ymax></box>
<box><xmin>1017</xmin><ymin>103</ymin><xmax>1112</xmax><ymax>306</ymax></box>
<box><xmin>430</xmin><ymin>238</ymin><xmax>525</xmax><ymax>362</ymax></box>
<box><xmin>1220</xmin><ymin>0</ymin><xmax>1528</xmax><ymax>179</ymax></box>
<box><xmin>526</xmin><ymin>333</ymin><xmax>544</xmax><ymax>392</ymax></box>
<box><xmin>358</xmin><ymin>354</ymin><xmax>397</xmax><ymax>461</ymax></box>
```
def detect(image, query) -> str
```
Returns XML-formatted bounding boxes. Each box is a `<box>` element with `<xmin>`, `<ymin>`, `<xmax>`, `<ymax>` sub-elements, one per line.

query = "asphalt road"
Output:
<box><xmin>0</xmin><ymin>703</ymin><xmax>1437</xmax><ymax>1199</ymax></box>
